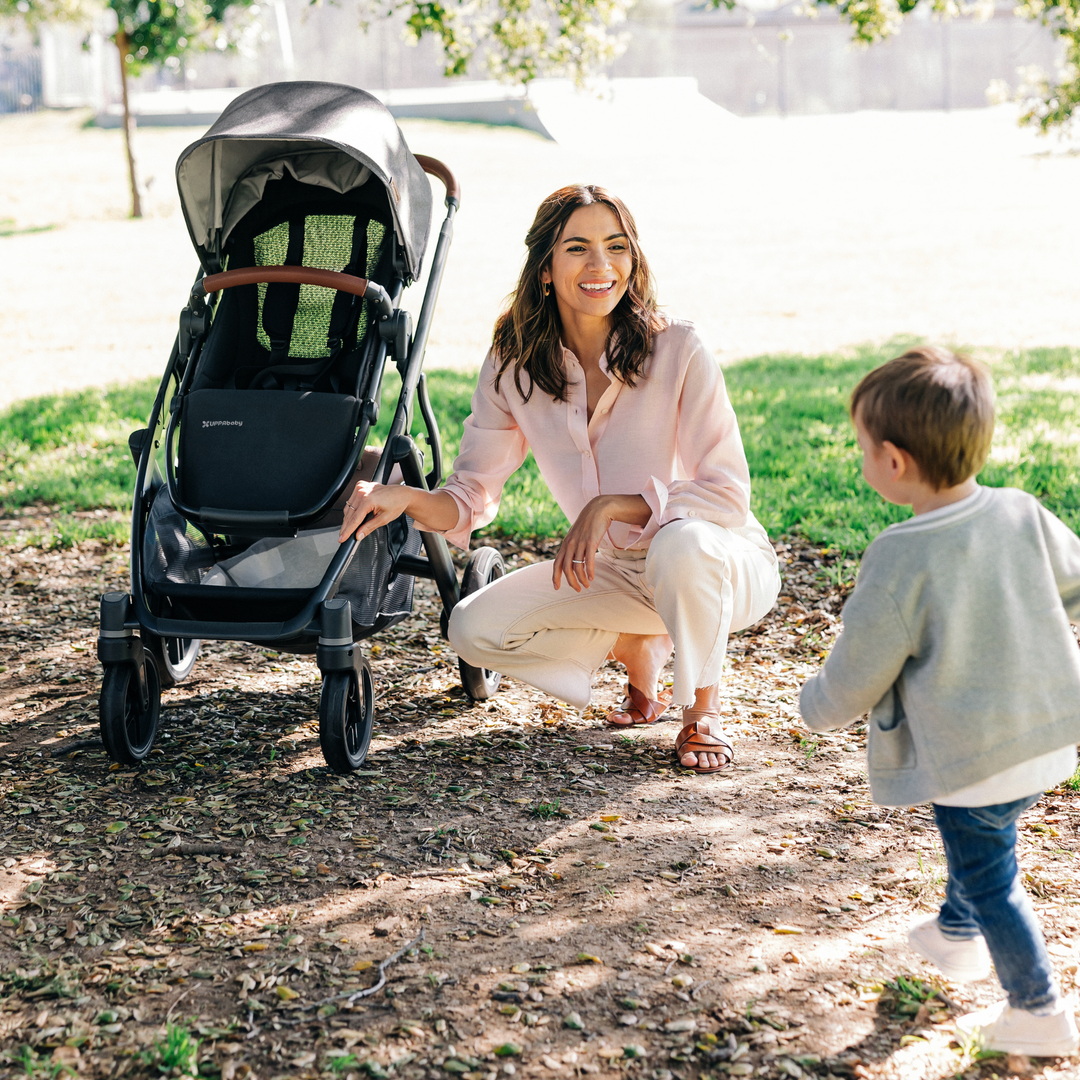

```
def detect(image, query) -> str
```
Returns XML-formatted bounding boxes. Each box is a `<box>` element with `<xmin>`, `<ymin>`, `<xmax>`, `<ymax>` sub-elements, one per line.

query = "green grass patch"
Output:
<box><xmin>725</xmin><ymin>341</ymin><xmax>1080</xmax><ymax>551</ymax></box>
<box><xmin>3</xmin><ymin>343</ymin><xmax>1079</xmax><ymax>552</ymax></box>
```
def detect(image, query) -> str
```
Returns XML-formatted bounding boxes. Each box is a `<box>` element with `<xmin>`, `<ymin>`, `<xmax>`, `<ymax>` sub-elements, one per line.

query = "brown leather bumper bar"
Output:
<box><xmin>200</xmin><ymin>266</ymin><xmax>393</xmax><ymax>318</ymax></box>
<box><xmin>202</xmin><ymin>266</ymin><xmax>371</xmax><ymax>297</ymax></box>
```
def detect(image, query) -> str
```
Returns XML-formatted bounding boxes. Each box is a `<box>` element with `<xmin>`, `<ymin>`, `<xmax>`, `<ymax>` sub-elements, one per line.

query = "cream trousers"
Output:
<box><xmin>448</xmin><ymin>517</ymin><xmax>781</xmax><ymax>710</ymax></box>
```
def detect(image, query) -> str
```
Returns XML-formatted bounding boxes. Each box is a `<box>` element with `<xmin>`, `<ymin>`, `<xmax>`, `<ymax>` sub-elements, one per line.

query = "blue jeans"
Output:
<box><xmin>933</xmin><ymin>795</ymin><xmax>1057</xmax><ymax>1011</ymax></box>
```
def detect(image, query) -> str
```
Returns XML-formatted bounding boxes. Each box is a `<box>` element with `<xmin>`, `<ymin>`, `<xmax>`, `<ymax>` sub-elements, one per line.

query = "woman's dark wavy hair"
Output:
<box><xmin>491</xmin><ymin>185</ymin><xmax>664</xmax><ymax>403</ymax></box>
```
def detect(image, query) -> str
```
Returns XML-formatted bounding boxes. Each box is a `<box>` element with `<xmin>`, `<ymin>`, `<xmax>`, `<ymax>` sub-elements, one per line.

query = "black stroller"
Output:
<box><xmin>97</xmin><ymin>82</ymin><xmax>505</xmax><ymax>774</ymax></box>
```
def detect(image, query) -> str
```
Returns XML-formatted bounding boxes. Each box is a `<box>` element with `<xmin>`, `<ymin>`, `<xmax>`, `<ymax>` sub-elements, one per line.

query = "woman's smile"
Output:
<box><xmin>579</xmin><ymin>279</ymin><xmax>616</xmax><ymax>297</ymax></box>
<box><xmin>542</xmin><ymin>203</ymin><xmax>634</xmax><ymax>328</ymax></box>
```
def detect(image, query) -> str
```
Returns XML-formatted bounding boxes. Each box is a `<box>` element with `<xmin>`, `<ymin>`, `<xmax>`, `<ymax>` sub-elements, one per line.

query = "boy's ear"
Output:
<box><xmin>881</xmin><ymin>440</ymin><xmax>917</xmax><ymax>482</ymax></box>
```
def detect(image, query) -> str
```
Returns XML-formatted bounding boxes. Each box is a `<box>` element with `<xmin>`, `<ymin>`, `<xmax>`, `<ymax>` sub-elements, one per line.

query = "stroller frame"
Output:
<box><xmin>97</xmin><ymin>84</ymin><xmax>504</xmax><ymax>774</ymax></box>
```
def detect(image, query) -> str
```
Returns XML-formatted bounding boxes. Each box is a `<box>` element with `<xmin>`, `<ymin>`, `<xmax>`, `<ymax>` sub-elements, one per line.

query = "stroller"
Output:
<box><xmin>97</xmin><ymin>82</ymin><xmax>505</xmax><ymax>774</ymax></box>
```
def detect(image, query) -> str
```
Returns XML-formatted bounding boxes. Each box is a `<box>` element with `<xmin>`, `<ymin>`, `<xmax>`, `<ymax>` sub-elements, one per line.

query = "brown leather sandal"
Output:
<box><xmin>675</xmin><ymin>713</ymin><xmax>734</xmax><ymax>773</ymax></box>
<box><xmin>606</xmin><ymin>683</ymin><xmax>673</xmax><ymax>726</ymax></box>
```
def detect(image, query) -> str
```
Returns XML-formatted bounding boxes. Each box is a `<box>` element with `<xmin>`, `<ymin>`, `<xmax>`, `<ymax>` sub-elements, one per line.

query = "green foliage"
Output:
<box><xmin>114</xmin><ymin>0</ymin><xmax>255</xmax><ymax>77</ymax></box>
<box><xmin>397</xmin><ymin>0</ymin><xmax>626</xmax><ymax>82</ymax></box>
<box><xmin>5</xmin><ymin>344</ymin><xmax>1080</xmax><ymax>555</ymax></box>
<box><xmin>327</xmin><ymin>1053</ymin><xmax>362</xmax><ymax>1074</ymax></box>
<box><xmin>140</xmin><ymin>1021</ymin><xmax>202</xmax><ymax>1075</ymax></box>
<box><xmin>725</xmin><ymin>344</ymin><xmax>912</xmax><ymax>552</ymax></box>
<box><xmin>530</xmin><ymin>798</ymin><xmax>563</xmax><ymax>819</ymax></box>
<box><xmin>1009</xmin><ymin>0</ymin><xmax>1080</xmax><ymax>133</ymax></box>
<box><xmin>1067</xmin><ymin>762</ymin><xmax>1080</xmax><ymax>791</ymax></box>
<box><xmin>725</xmin><ymin>343</ymin><xmax>1080</xmax><ymax>552</ymax></box>
<box><xmin>3</xmin><ymin>0</ymin><xmax>624</xmax><ymax>91</ymax></box>
<box><xmin>15</xmin><ymin>1045</ymin><xmax>76</xmax><ymax>1079</ymax></box>
<box><xmin>708</xmin><ymin>0</ymin><xmax>1080</xmax><ymax>134</ymax></box>
<box><xmin>1</xmin><ymin>0</ymin><xmax>257</xmax><ymax>74</ymax></box>
<box><xmin>0</xmin><ymin>378</ymin><xmax>157</xmax><ymax>514</ymax></box>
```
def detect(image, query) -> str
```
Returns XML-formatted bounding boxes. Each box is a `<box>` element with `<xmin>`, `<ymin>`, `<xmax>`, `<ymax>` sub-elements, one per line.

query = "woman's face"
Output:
<box><xmin>541</xmin><ymin>203</ymin><xmax>634</xmax><ymax>325</ymax></box>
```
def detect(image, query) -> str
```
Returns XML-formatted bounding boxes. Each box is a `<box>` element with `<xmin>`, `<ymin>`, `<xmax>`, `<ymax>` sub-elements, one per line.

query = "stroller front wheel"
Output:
<box><xmin>319</xmin><ymin>660</ymin><xmax>375</xmax><ymax>773</ymax></box>
<box><xmin>100</xmin><ymin>650</ymin><xmax>162</xmax><ymax>765</ymax></box>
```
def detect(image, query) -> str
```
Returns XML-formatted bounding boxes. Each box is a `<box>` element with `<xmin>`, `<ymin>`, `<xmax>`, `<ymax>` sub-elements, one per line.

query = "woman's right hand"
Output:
<box><xmin>338</xmin><ymin>482</ymin><xmax>461</xmax><ymax>543</ymax></box>
<box><xmin>338</xmin><ymin>482</ymin><xmax>416</xmax><ymax>543</ymax></box>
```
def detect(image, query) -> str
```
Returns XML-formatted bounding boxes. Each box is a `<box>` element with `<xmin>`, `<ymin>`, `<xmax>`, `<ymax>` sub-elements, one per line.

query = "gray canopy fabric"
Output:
<box><xmin>176</xmin><ymin>82</ymin><xmax>432</xmax><ymax>280</ymax></box>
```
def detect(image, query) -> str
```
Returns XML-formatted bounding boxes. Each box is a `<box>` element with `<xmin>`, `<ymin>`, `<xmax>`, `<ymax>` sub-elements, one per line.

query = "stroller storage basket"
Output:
<box><xmin>143</xmin><ymin>486</ymin><xmax>420</xmax><ymax>637</ymax></box>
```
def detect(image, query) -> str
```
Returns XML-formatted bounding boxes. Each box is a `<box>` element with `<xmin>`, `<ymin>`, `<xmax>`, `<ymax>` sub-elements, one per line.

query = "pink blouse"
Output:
<box><xmin>439</xmin><ymin>320</ymin><xmax>754</xmax><ymax>551</ymax></box>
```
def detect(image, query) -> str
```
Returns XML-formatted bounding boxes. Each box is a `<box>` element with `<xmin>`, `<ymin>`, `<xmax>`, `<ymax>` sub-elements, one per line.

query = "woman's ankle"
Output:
<box><xmin>689</xmin><ymin>684</ymin><xmax>720</xmax><ymax>714</ymax></box>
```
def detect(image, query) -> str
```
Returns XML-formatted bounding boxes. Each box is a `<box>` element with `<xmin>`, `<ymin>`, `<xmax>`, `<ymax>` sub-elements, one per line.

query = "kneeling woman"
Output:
<box><xmin>339</xmin><ymin>185</ymin><xmax>779</xmax><ymax>772</ymax></box>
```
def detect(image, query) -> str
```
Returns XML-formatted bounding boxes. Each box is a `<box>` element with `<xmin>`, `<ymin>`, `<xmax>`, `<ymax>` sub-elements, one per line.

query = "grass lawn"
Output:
<box><xmin>2</xmin><ymin>343</ymin><xmax>1079</xmax><ymax>553</ymax></box>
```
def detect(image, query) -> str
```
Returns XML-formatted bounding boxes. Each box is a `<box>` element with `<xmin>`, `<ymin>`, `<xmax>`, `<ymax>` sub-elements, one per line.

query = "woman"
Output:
<box><xmin>339</xmin><ymin>185</ymin><xmax>779</xmax><ymax>773</ymax></box>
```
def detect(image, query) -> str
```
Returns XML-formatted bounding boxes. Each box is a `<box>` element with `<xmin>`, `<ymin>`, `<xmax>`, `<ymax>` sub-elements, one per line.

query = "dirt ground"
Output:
<box><xmin>3</xmin><ymin>514</ymin><xmax>1080</xmax><ymax>1080</ymax></box>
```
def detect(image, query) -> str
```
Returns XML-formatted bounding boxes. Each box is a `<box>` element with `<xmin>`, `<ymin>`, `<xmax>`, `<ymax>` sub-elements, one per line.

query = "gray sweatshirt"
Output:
<box><xmin>799</xmin><ymin>486</ymin><xmax>1080</xmax><ymax>806</ymax></box>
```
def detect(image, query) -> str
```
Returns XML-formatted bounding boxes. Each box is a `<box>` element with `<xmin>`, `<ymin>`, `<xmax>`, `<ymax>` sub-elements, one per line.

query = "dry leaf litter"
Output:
<box><xmin>2</xmin><ymin>511</ymin><xmax>1080</xmax><ymax>1080</ymax></box>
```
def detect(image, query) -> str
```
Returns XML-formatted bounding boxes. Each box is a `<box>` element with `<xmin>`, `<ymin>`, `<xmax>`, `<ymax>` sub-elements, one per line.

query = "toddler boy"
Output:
<box><xmin>799</xmin><ymin>346</ymin><xmax>1080</xmax><ymax>1056</ymax></box>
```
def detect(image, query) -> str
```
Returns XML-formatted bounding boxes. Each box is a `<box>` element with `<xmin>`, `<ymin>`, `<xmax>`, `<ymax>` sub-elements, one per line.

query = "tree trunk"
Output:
<box><xmin>114</xmin><ymin>29</ymin><xmax>142</xmax><ymax>219</ymax></box>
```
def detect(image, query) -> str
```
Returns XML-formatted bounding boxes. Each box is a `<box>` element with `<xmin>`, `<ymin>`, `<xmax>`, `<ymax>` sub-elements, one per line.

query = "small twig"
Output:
<box><xmin>302</xmin><ymin>929</ymin><xmax>425</xmax><ymax>1011</ymax></box>
<box><xmin>165</xmin><ymin>987</ymin><xmax>191</xmax><ymax>1021</ymax></box>
<box><xmin>860</xmin><ymin>902</ymin><xmax>905</xmax><ymax>924</ymax></box>
<box><xmin>49</xmin><ymin>738</ymin><xmax>103</xmax><ymax>756</ymax></box>
<box><xmin>374</xmin><ymin>851</ymin><xmax>412</xmax><ymax>866</ymax></box>
<box><xmin>929</xmin><ymin>987</ymin><xmax>959</xmax><ymax>1010</ymax></box>
<box><xmin>410</xmin><ymin>867</ymin><xmax>477</xmax><ymax>879</ymax></box>
<box><xmin>151</xmin><ymin>842</ymin><xmax>239</xmax><ymax>858</ymax></box>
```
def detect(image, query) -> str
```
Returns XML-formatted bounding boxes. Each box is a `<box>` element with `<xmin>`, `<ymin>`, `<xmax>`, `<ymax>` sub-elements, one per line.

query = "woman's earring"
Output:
<box><xmin>543</xmin><ymin>281</ymin><xmax>551</xmax><ymax>297</ymax></box>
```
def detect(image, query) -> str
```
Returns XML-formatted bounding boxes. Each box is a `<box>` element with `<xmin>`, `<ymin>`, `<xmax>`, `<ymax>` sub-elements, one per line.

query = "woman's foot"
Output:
<box><xmin>676</xmin><ymin>685</ymin><xmax>733</xmax><ymax>771</ymax></box>
<box><xmin>606</xmin><ymin>633</ymin><xmax>673</xmax><ymax>726</ymax></box>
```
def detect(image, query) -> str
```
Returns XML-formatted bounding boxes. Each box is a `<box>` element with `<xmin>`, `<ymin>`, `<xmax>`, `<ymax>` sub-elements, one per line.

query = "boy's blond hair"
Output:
<box><xmin>850</xmin><ymin>346</ymin><xmax>995</xmax><ymax>491</ymax></box>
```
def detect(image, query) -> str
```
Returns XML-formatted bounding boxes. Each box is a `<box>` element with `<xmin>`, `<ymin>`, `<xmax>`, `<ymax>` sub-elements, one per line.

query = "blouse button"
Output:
<box><xmin>688</xmin><ymin>511</ymin><xmax>697</xmax><ymax>517</ymax></box>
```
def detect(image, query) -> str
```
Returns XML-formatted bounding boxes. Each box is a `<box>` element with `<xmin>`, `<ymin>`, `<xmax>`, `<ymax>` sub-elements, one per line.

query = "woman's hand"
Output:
<box><xmin>338</xmin><ymin>482</ymin><xmax>461</xmax><ymax>544</ymax></box>
<box><xmin>553</xmin><ymin>494</ymin><xmax>652</xmax><ymax>591</ymax></box>
<box><xmin>338</xmin><ymin>482</ymin><xmax>415</xmax><ymax>543</ymax></box>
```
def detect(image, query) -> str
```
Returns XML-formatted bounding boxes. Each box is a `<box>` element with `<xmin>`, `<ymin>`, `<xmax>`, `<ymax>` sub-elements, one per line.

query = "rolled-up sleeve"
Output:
<box><xmin>438</xmin><ymin>355</ymin><xmax>530</xmax><ymax>550</ymax></box>
<box><xmin>629</xmin><ymin>336</ymin><xmax>751</xmax><ymax>546</ymax></box>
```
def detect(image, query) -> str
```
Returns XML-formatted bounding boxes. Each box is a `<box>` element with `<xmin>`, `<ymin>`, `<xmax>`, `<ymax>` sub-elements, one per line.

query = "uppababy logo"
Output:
<box><xmin>202</xmin><ymin>420</ymin><xmax>244</xmax><ymax>428</ymax></box>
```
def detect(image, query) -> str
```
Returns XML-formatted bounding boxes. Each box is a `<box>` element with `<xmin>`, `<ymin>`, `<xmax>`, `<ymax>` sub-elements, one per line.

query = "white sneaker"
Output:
<box><xmin>906</xmin><ymin>914</ymin><xmax>992</xmax><ymax>982</ymax></box>
<box><xmin>956</xmin><ymin>998</ymin><xmax>1080</xmax><ymax>1057</ymax></box>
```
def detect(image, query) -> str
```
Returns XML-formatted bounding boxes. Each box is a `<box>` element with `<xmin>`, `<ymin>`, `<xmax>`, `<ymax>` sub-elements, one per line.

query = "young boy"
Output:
<box><xmin>799</xmin><ymin>346</ymin><xmax>1080</xmax><ymax>1057</ymax></box>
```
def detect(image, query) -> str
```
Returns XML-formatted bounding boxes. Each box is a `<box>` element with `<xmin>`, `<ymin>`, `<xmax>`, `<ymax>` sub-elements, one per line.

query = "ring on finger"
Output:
<box><xmin>571</xmin><ymin>559</ymin><xmax>586</xmax><ymax>564</ymax></box>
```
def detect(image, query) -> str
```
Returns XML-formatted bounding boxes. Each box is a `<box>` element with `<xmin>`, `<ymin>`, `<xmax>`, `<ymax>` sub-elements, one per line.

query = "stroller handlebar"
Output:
<box><xmin>415</xmin><ymin>155</ymin><xmax>460</xmax><ymax>207</ymax></box>
<box><xmin>200</xmin><ymin>267</ymin><xmax>394</xmax><ymax>318</ymax></box>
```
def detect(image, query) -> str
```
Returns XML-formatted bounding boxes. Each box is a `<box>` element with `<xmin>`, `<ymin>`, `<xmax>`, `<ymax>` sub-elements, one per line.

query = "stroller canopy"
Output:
<box><xmin>176</xmin><ymin>82</ymin><xmax>433</xmax><ymax>280</ymax></box>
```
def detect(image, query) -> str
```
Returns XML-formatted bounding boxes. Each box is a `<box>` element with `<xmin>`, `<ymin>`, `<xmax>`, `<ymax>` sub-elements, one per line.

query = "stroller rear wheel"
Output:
<box><xmin>458</xmin><ymin>546</ymin><xmax>506</xmax><ymax>701</ymax></box>
<box><xmin>319</xmin><ymin>660</ymin><xmax>375</xmax><ymax>773</ymax></box>
<box><xmin>100</xmin><ymin>650</ymin><xmax>162</xmax><ymax>765</ymax></box>
<box><xmin>145</xmin><ymin>631</ymin><xmax>201</xmax><ymax>689</ymax></box>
